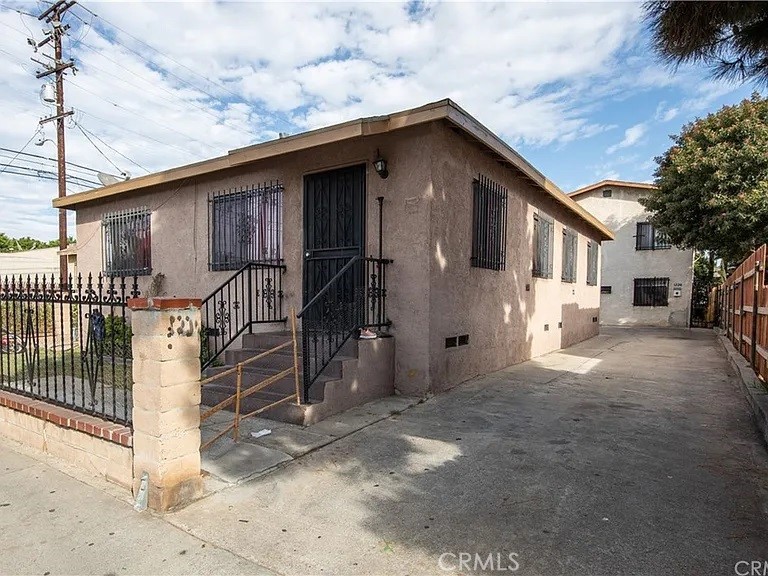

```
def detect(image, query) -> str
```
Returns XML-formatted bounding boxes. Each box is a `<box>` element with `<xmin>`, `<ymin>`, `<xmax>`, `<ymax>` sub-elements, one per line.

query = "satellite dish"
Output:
<box><xmin>97</xmin><ymin>172</ymin><xmax>131</xmax><ymax>186</ymax></box>
<box><xmin>97</xmin><ymin>173</ymin><xmax>122</xmax><ymax>186</ymax></box>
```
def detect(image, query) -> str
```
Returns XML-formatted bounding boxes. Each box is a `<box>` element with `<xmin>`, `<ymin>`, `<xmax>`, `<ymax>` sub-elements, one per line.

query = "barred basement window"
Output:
<box><xmin>561</xmin><ymin>228</ymin><xmax>578</xmax><ymax>283</ymax></box>
<box><xmin>633</xmin><ymin>277</ymin><xmax>669</xmax><ymax>306</ymax></box>
<box><xmin>586</xmin><ymin>240</ymin><xmax>598</xmax><ymax>286</ymax></box>
<box><xmin>533</xmin><ymin>212</ymin><xmax>554</xmax><ymax>278</ymax></box>
<box><xmin>209</xmin><ymin>182</ymin><xmax>283</xmax><ymax>271</ymax></box>
<box><xmin>102</xmin><ymin>207</ymin><xmax>151</xmax><ymax>276</ymax></box>
<box><xmin>471</xmin><ymin>175</ymin><xmax>508</xmax><ymax>271</ymax></box>
<box><xmin>636</xmin><ymin>222</ymin><xmax>671</xmax><ymax>250</ymax></box>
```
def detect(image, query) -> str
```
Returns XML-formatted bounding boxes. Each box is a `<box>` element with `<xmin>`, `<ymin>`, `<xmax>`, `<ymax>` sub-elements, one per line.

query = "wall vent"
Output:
<box><xmin>458</xmin><ymin>334</ymin><xmax>469</xmax><ymax>346</ymax></box>
<box><xmin>445</xmin><ymin>337</ymin><xmax>458</xmax><ymax>348</ymax></box>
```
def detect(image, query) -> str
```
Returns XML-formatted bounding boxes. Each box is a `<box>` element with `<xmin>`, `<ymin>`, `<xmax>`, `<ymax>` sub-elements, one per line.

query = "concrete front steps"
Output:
<box><xmin>201</xmin><ymin>331</ymin><xmax>395</xmax><ymax>426</ymax></box>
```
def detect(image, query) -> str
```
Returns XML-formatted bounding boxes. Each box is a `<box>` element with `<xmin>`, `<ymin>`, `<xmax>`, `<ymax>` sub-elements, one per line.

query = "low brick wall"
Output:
<box><xmin>0</xmin><ymin>389</ymin><xmax>133</xmax><ymax>490</ymax></box>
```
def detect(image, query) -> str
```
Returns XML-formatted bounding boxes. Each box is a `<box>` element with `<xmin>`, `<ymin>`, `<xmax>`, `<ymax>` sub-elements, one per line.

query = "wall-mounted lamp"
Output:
<box><xmin>373</xmin><ymin>150</ymin><xmax>388</xmax><ymax>179</ymax></box>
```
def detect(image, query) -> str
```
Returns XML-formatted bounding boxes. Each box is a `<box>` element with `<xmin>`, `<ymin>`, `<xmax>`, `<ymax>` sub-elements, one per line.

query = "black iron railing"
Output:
<box><xmin>297</xmin><ymin>256</ymin><xmax>391</xmax><ymax>403</ymax></box>
<box><xmin>0</xmin><ymin>273</ymin><xmax>139</xmax><ymax>425</ymax></box>
<box><xmin>201</xmin><ymin>261</ymin><xmax>286</xmax><ymax>370</ymax></box>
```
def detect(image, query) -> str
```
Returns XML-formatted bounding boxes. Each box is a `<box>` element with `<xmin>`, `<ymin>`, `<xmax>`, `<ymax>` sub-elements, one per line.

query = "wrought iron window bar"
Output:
<box><xmin>471</xmin><ymin>174</ymin><xmax>508</xmax><ymax>271</ymax></box>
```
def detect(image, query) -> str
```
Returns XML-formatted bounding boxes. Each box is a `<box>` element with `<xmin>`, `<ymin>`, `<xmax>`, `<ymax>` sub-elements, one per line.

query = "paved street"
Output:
<box><xmin>2</xmin><ymin>327</ymin><xmax>767</xmax><ymax>575</ymax></box>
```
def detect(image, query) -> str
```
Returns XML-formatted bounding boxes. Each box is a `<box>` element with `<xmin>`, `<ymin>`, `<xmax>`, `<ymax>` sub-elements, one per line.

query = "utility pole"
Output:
<box><xmin>31</xmin><ymin>0</ymin><xmax>76</xmax><ymax>282</ymax></box>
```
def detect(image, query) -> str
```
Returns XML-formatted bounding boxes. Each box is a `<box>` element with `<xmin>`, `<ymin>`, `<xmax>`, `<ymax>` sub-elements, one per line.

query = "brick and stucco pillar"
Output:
<box><xmin>128</xmin><ymin>297</ymin><xmax>203</xmax><ymax>511</ymax></box>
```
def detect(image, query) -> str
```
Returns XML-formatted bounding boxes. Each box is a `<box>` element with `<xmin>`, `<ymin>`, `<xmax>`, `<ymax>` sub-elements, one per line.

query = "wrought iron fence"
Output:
<box><xmin>0</xmin><ymin>273</ymin><xmax>139</xmax><ymax>425</ymax></box>
<box><xmin>201</xmin><ymin>261</ymin><xmax>287</xmax><ymax>370</ymax></box>
<box><xmin>297</xmin><ymin>256</ymin><xmax>391</xmax><ymax>403</ymax></box>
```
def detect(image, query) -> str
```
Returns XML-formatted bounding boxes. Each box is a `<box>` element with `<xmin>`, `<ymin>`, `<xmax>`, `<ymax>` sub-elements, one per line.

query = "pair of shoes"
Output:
<box><xmin>359</xmin><ymin>328</ymin><xmax>377</xmax><ymax>340</ymax></box>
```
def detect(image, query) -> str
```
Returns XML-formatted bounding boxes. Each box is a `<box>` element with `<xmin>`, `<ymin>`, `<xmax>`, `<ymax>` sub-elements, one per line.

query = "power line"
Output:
<box><xmin>75</xmin><ymin>1</ymin><xmax>294</xmax><ymax>127</ymax></box>
<box><xmin>74</xmin><ymin>122</ymin><xmax>149</xmax><ymax>173</ymax></box>
<box><xmin>0</xmin><ymin>151</ymin><xmax>105</xmax><ymax>179</ymax></box>
<box><xmin>0</xmin><ymin>146</ymin><xmax>109</xmax><ymax>174</ymax></box>
<box><xmin>75</xmin><ymin>108</ymin><xmax>202</xmax><ymax>159</ymax></box>
<box><xmin>74</xmin><ymin>121</ymin><xmax>123</xmax><ymax>174</ymax></box>
<box><xmin>68</xmin><ymin>79</ymin><xmax>220</xmax><ymax>152</ymax></box>
<box><xmin>0</xmin><ymin>4</ymin><xmax>37</xmax><ymax>18</ymax></box>
<box><xmin>0</xmin><ymin>131</ymin><xmax>39</xmax><ymax>177</ymax></box>
<box><xmin>75</xmin><ymin>40</ymin><xmax>228</xmax><ymax>125</ymax></box>
<box><xmin>0</xmin><ymin>165</ymin><xmax>100</xmax><ymax>186</ymax></box>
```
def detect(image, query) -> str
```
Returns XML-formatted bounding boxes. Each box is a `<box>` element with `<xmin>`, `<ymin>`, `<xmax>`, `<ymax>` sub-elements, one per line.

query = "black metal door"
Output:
<box><xmin>303</xmin><ymin>164</ymin><xmax>366</xmax><ymax>304</ymax></box>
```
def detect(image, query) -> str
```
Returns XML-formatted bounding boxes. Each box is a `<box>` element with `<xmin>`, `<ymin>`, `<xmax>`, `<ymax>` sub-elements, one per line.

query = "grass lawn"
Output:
<box><xmin>0</xmin><ymin>348</ymin><xmax>132</xmax><ymax>389</ymax></box>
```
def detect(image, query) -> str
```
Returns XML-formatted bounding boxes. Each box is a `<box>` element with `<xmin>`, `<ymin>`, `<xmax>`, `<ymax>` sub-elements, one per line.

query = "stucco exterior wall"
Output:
<box><xmin>74</xmin><ymin>126</ymin><xmax>435</xmax><ymax>394</ymax></box>
<box><xmin>72</xmin><ymin>121</ymin><xmax>603</xmax><ymax>397</ymax></box>
<box><xmin>574</xmin><ymin>184</ymin><xmax>693</xmax><ymax>327</ymax></box>
<box><xmin>427</xmin><ymin>125</ymin><xmax>601</xmax><ymax>392</ymax></box>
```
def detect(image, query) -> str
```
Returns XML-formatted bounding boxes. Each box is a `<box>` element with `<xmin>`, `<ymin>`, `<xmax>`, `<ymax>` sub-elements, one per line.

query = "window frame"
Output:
<box><xmin>470</xmin><ymin>174</ymin><xmax>508</xmax><ymax>271</ymax></box>
<box><xmin>102</xmin><ymin>207</ymin><xmax>152</xmax><ymax>276</ymax></box>
<box><xmin>633</xmin><ymin>277</ymin><xmax>670</xmax><ymax>307</ymax></box>
<box><xmin>208</xmin><ymin>182</ymin><xmax>284</xmax><ymax>271</ymax></box>
<box><xmin>586</xmin><ymin>240</ymin><xmax>599</xmax><ymax>286</ymax></box>
<box><xmin>636</xmin><ymin>222</ymin><xmax>672</xmax><ymax>251</ymax></box>
<box><xmin>532</xmin><ymin>212</ymin><xmax>554</xmax><ymax>279</ymax></box>
<box><xmin>561</xmin><ymin>228</ymin><xmax>578</xmax><ymax>283</ymax></box>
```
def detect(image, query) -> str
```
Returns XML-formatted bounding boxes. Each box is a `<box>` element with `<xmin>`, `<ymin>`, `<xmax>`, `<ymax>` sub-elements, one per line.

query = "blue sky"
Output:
<box><xmin>0</xmin><ymin>1</ymin><xmax>761</xmax><ymax>239</ymax></box>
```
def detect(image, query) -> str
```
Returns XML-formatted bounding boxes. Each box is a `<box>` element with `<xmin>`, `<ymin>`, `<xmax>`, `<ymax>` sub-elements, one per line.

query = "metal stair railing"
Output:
<box><xmin>297</xmin><ymin>255</ymin><xmax>392</xmax><ymax>403</ymax></box>
<box><xmin>201</xmin><ymin>261</ymin><xmax>286</xmax><ymax>370</ymax></box>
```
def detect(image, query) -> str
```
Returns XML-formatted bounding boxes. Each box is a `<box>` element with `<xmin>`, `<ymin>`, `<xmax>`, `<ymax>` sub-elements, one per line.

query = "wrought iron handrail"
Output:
<box><xmin>201</xmin><ymin>261</ymin><xmax>286</xmax><ymax>370</ymax></box>
<box><xmin>297</xmin><ymin>256</ymin><xmax>363</xmax><ymax>319</ymax></box>
<box><xmin>297</xmin><ymin>255</ymin><xmax>392</xmax><ymax>403</ymax></box>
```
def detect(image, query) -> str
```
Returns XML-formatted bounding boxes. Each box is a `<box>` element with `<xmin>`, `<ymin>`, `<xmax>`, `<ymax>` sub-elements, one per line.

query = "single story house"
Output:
<box><xmin>53</xmin><ymin>99</ymin><xmax>612</xmax><ymax>415</ymax></box>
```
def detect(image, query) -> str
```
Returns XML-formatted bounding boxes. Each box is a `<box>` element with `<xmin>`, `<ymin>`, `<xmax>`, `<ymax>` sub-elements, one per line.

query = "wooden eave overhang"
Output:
<box><xmin>52</xmin><ymin>99</ymin><xmax>613</xmax><ymax>241</ymax></box>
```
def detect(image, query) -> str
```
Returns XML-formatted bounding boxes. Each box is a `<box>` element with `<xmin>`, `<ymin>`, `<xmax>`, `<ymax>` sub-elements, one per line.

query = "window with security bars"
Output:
<box><xmin>471</xmin><ymin>175</ymin><xmax>508</xmax><ymax>270</ymax></box>
<box><xmin>102</xmin><ymin>207</ymin><xmax>151</xmax><ymax>275</ymax></box>
<box><xmin>636</xmin><ymin>222</ymin><xmax>671</xmax><ymax>250</ymax></box>
<box><xmin>633</xmin><ymin>277</ymin><xmax>669</xmax><ymax>306</ymax></box>
<box><xmin>586</xmin><ymin>241</ymin><xmax>598</xmax><ymax>285</ymax></box>
<box><xmin>533</xmin><ymin>212</ymin><xmax>554</xmax><ymax>278</ymax></box>
<box><xmin>209</xmin><ymin>182</ymin><xmax>283</xmax><ymax>271</ymax></box>
<box><xmin>561</xmin><ymin>229</ymin><xmax>578</xmax><ymax>283</ymax></box>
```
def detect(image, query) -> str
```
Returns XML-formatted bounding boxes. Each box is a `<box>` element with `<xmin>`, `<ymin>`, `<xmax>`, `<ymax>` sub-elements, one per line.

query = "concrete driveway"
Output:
<box><xmin>168</xmin><ymin>326</ymin><xmax>768</xmax><ymax>576</ymax></box>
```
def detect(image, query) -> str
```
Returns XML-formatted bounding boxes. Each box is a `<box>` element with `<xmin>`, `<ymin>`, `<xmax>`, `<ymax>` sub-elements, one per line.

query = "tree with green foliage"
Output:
<box><xmin>640</xmin><ymin>93</ymin><xmax>768</xmax><ymax>265</ymax></box>
<box><xmin>645</xmin><ymin>2</ymin><xmax>768</xmax><ymax>84</ymax></box>
<box><xmin>0</xmin><ymin>233</ymin><xmax>75</xmax><ymax>253</ymax></box>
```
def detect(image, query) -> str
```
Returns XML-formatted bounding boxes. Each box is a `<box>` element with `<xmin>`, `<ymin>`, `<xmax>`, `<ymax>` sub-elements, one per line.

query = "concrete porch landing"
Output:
<box><xmin>200</xmin><ymin>395</ymin><xmax>420</xmax><ymax>487</ymax></box>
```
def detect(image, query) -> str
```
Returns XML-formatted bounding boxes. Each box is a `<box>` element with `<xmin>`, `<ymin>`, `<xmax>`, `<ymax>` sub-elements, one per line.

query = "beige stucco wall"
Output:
<box><xmin>73</xmin><ymin>121</ymin><xmax>602</xmax><ymax>396</ymax></box>
<box><xmin>574</xmin><ymin>184</ymin><xmax>693</xmax><ymax>327</ymax></box>
<box><xmin>427</xmin><ymin>125</ymin><xmax>601</xmax><ymax>391</ymax></box>
<box><xmin>74</xmin><ymin>125</ymin><xmax>434</xmax><ymax>394</ymax></box>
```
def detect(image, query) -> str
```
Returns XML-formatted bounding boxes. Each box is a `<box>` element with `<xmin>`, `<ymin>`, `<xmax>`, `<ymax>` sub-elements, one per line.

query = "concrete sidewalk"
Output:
<box><xmin>0</xmin><ymin>438</ymin><xmax>274</xmax><ymax>576</ymax></box>
<box><xmin>167</xmin><ymin>327</ymin><xmax>768</xmax><ymax>576</ymax></box>
<box><xmin>1</xmin><ymin>327</ymin><xmax>767</xmax><ymax>576</ymax></box>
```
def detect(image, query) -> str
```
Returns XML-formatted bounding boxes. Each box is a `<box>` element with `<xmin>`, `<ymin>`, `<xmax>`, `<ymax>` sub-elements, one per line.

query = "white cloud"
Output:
<box><xmin>0</xmin><ymin>1</ymin><xmax>740</xmax><ymax>242</ymax></box>
<box><xmin>655</xmin><ymin>101</ymin><xmax>679</xmax><ymax>122</ymax></box>
<box><xmin>606</xmin><ymin>123</ymin><xmax>647</xmax><ymax>154</ymax></box>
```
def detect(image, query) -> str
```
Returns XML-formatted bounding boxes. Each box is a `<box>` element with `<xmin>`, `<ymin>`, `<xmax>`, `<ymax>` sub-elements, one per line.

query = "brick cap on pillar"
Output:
<box><xmin>128</xmin><ymin>297</ymin><xmax>202</xmax><ymax>311</ymax></box>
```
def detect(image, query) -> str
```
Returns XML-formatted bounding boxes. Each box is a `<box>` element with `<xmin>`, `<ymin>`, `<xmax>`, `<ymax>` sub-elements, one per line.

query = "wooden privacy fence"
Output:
<box><xmin>716</xmin><ymin>244</ymin><xmax>768</xmax><ymax>382</ymax></box>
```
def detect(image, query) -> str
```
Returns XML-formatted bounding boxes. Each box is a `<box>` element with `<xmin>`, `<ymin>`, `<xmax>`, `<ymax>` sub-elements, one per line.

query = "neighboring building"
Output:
<box><xmin>52</xmin><ymin>99</ymin><xmax>612</xmax><ymax>411</ymax></box>
<box><xmin>571</xmin><ymin>180</ymin><xmax>693</xmax><ymax>327</ymax></box>
<box><xmin>0</xmin><ymin>246</ymin><xmax>76</xmax><ymax>278</ymax></box>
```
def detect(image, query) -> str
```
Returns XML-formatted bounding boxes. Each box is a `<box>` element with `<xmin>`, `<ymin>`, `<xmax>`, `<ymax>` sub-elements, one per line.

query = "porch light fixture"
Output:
<box><xmin>373</xmin><ymin>151</ymin><xmax>389</xmax><ymax>179</ymax></box>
